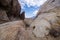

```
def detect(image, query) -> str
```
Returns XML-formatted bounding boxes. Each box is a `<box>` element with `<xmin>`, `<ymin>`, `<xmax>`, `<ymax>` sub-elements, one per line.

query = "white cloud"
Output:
<box><xmin>18</xmin><ymin>0</ymin><xmax>47</xmax><ymax>18</ymax></box>
<box><xmin>18</xmin><ymin>0</ymin><xmax>25</xmax><ymax>9</ymax></box>
<box><xmin>25</xmin><ymin>13</ymin><xmax>33</xmax><ymax>18</ymax></box>
<box><xmin>25</xmin><ymin>10</ymin><xmax>38</xmax><ymax>18</ymax></box>
<box><xmin>33</xmin><ymin>10</ymin><xmax>38</xmax><ymax>16</ymax></box>
<box><xmin>25</xmin><ymin>15</ymin><xmax>33</xmax><ymax>18</ymax></box>
<box><xmin>18</xmin><ymin>0</ymin><xmax>47</xmax><ymax>9</ymax></box>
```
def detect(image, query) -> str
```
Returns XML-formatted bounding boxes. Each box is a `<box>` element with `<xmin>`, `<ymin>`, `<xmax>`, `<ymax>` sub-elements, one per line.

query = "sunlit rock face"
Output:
<box><xmin>0</xmin><ymin>20</ymin><xmax>28</xmax><ymax>40</ymax></box>
<box><xmin>30</xmin><ymin>0</ymin><xmax>60</xmax><ymax>38</ymax></box>
<box><xmin>0</xmin><ymin>0</ymin><xmax>60</xmax><ymax>40</ymax></box>
<box><xmin>33</xmin><ymin>19</ymin><xmax>51</xmax><ymax>37</ymax></box>
<box><xmin>38</xmin><ymin>0</ymin><xmax>60</xmax><ymax>13</ymax></box>
<box><xmin>31</xmin><ymin>12</ymin><xmax>58</xmax><ymax>37</ymax></box>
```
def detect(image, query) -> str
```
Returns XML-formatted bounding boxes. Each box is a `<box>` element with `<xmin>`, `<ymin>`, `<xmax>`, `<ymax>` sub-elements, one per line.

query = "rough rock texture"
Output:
<box><xmin>0</xmin><ymin>0</ymin><xmax>25</xmax><ymax>23</ymax></box>
<box><xmin>33</xmin><ymin>19</ymin><xmax>51</xmax><ymax>37</ymax></box>
<box><xmin>0</xmin><ymin>20</ymin><xmax>29</xmax><ymax>40</ymax></box>
<box><xmin>0</xmin><ymin>0</ymin><xmax>21</xmax><ymax>17</ymax></box>
<box><xmin>0</xmin><ymin>0</ymin><xmax>60</xmax><ymax>40</ymax></box>
<box><xmin>20</xmin><ymin>11</ymin><xmax>25</xmax><ymax>20</ymax></box>
<box><xmin>0</xmin><ymin>0</ymin><xmax>11</xmax><ymax>6</ymax></box>
<box><xmin>30</xmin><ymin>12</ymin><xmax>57</xmax><ymax>37</ymax></box>
<box><xmin>38</xmin><ymin>0</ymin><xmax>60</xmax><ymax>13</ymax></box>
<box><xmin>0</xmin><ymin>20</ymin><xmax>60</xmax><ymax>40</ymax></box>
<box><xmin>24</xmin><ymin>18</ymin><xmax>33</xmax><ymax>27</ymax></box>
<box><xmin>0</xmin><ymin>9</ymin><xmax>9</xmax><ymax>24</ymax></box>
<box><xmin>30</xmin><ymin>0</ymin><xmax>60</xmax><ymax>38</ymax></box>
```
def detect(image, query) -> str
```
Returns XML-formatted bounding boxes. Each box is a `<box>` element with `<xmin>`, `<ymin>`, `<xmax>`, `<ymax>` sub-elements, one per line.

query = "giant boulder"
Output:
<box><xmin>0</xmin><ymin>20</ymin><xmax>30</xmax><ymax>40</ymax></box>
<box><xmin>30</xmin><ymin>0</ymin><xmax>60</xmax><ymax>38</ymax></box>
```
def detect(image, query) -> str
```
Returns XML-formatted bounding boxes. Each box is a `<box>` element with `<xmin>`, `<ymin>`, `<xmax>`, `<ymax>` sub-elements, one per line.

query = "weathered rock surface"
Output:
<box><xmin>0</xmin><ymin>9</ymin><xmax>9</xmax><ymax>23</ymax></box>
<box><xmin>0</xmin><ymin>0</ymin><xmax>25</xmax><ymax>23</ymax></box>
<box><xmin>0</xmin><ymin>20</ymin><xmax>29</xmax><ymax>40</ymax></box>
<box><xmin>33</xmin><ymin>19</ymin><xmax>51</xmax><ymax>37</ymax></box>
<box><xmin>20</xmin><ymin>11</ymin><xmax>25</xmax><ymax>20</ymax></box>
<box><xmin>38</xmin><ymin>0</ymin><xmax>60</xmax><ymax>13</ymax></box>
<box><xmin>30</xmin><ymin>0</ymin><xmax>60</xmax><ymax>38</ymax></box>
<box><xmin>0</xmin><ymin>20</ymin><xmax>60</xmax><ymax>40</ymax></box>
<box><xmin>0</xmin><ymin>0</ymin><xmax>11</xmax><ymax>6</ymax></box>
<box><xmin>0</xmin><ymin>0</ymin><xmax>60</xmax><ymax>40</ymax></box>
<box><xmin>30</xmin><ymin>12</ymin><xmax>57</xmax><ymax>37</ymax></box>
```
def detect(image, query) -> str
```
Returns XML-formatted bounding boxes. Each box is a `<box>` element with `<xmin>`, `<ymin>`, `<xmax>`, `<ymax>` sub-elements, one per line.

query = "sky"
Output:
<box><xmin>18</xmin><ymin>0</ymin><xmax>47</xmax><ymax>18</ymax></box>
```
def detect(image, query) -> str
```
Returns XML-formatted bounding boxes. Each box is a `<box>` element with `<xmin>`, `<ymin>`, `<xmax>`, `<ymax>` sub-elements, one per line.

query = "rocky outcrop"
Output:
<box><xmin>37</xmin><ymin>0</ymin><xmax>60</xmax><ymax>37</ymax></box>
<box><xmin>37</xmin><ymin>0</ymin><xmax>60</xmax><ymax>13</ymax></box>
<box><xmin>20</xmin><ymin>11</ymin><xmax>25</xmax><ymax>20</ymax></box>
<box><xmin>37</xmin><ymin>0</ymin><xmax>60</xmax><ymax>17</ymax></box>
<box><xmin>0</xmin><ymin>20</ymin><xmax>29</xmax><ymax>40</ymax></box>
<box><xmin>0</xmin><ymin>9</ymin><xmax>9</xmax><ymax>24</ymax></box>
<box><xmin>0</xmin><ymin>0</ymin><xmax>25</xmax><ymax>23</ymax></box>
<box><xmin>0</xmin><ymin>0</ymin><xmax>60</xmax><ymax>40</ymax></box>
<box><xmin>30</xmin><ymin>0</ymin><xmax>60</xmax><ymax>38</ymax></box>
<box><xmin>0</xmin><ymin>20</ymin><xmax>60</xmax><ymax>40</ymax></box>
<box><xmin>30</xmin><ymin>12</ymin><xmax>57</xmax><ymax>37</ymax></box>
<box><xmin>0</xmin><ymin>0</ymin><xmax>11</xmax><ymax>6</ymax></box>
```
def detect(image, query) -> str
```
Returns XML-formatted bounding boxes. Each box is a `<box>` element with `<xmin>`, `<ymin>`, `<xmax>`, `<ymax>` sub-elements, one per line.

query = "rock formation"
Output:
<box><xmin>30</xmin><ymin>0</ymin><xmax>60</xmax><ymax>38</ymax></box>
<box><xmin>0</xmin><ymin>20</ymin><xmax>30</xmax><ymax>40</ymax></box>
<box><xmin>0</xmin><ymin>0</ymin><xmax>60</xmax><ymax>40</ymax></box>
<box><xmin>20</xmin><ymin>11</ymin><xmax>25</xmax><ymax>20</ymax></box>
<box><xmin>0</xmin><ymin>0</ymin><xmax>25</xmax><ymax>23</ymax></box>
<box><xmin>0</xmin><ymin>9</ymin><xmax>9</xmax><ymax>24</ymax></box>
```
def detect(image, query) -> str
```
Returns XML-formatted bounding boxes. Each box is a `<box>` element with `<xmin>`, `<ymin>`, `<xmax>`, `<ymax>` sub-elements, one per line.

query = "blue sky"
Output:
<box><xmin>18</xmin><ymin>0</ymin><xmax>47</xmax><ymax>18</ymax></box>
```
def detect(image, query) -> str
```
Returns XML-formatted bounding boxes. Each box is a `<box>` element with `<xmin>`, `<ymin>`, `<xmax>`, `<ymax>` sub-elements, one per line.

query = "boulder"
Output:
<box><xmin>33</xmin><ymin>19</ymin><xmax>51</xmax><ymax>37</ymax></box>
<box><xmin>0</xmin><ymin>20</ymin><xmax>30</xmax><ymax>40</ymax></box>
<box><xmin>6</xmin><ymin>0</ymin><xmax>21</xmax><ymax>20</ymax></box>
<box><xmin>0</xmin><ymin>0</ymin><xmax>25</xmax><ymax>23</ymax></box>
<box><xmin>38</xmin><ymin>0</ymin><xmax>60</xmax><ymax>13</ymax></box>
<box><xmin>30</xmin><ymin>12</ymin><xmax>57</xmax><ymax>37</ymax></box>
<box><xmin>30</xmin><ymin>0</ymin><xmax>60</xmax><ymax>38</ymax></box>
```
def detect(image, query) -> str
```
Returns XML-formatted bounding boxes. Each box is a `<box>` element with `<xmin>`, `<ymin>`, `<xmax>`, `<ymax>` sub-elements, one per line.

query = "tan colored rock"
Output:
<box><xmin>6</xmin><ymin>0</ymin><xmax>21</xmax><ymax>20</ymax></box>
<box><xmin>0</xmin><ymin>20</ymin><xmax>28</xmax><ymax>40</ymax></box>
<box><xmin>33</xmin><ymin>19</ymin><xmax>51</xmax><ymax>37</ymax></box>
<box><xmin>30</xmin><ymin>12</ymin><xmax>58</xmax><ymax>37</ymax></box>
<box><xmin>33</xmin><ymin>0</ymin><xmax>60</xmax><ymax>38</ymax></box>
<box><xmin>38</xmin><ymin>0</ymin><xmax>60</xmax><ymax>13</ymax></box>
<box><xmin>22</xmin><ymin>0</ymin><xmax>60</xmax><ymax>40</ymax></box>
